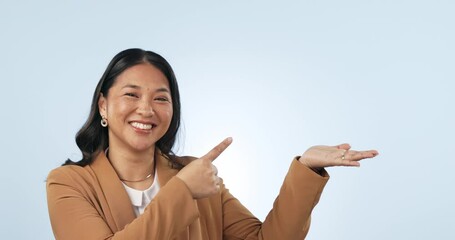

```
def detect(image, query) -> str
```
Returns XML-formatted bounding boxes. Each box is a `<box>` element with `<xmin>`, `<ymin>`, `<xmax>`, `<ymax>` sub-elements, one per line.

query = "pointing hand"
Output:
<box><xmin>176</xmin><ymin>137</ymin><xmax>232</xmax><ymax>199</ymax></box>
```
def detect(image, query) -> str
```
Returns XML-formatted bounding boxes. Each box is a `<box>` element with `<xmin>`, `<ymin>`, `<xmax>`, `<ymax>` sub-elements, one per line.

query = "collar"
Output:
<box><xmin>122</xmin><ymin>171</ymin><xmax>160</xmax><ymax>207</ymax></box>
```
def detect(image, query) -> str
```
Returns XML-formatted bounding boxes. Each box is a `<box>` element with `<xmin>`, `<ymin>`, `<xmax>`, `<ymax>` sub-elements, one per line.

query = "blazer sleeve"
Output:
<box><xmin>46</xmin><ymin>167</ymin><xmax>199</xmax><ymax>240</ymax></box>
<box><xmin>221</xmin><ymin>158</ymin><xmax>329</xmax><ymax>240</ymax></box>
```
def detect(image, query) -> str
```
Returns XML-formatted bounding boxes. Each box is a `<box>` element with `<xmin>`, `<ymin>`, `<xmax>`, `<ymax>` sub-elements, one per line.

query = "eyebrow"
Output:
<box><xmin>121</xmin><ymin>84</ymin><xmax>170</xmax><ymax>93</ymax></box>
<box><xmin>121</xmin><ymin>84</ymin><xmax>141</xmax><ymax>90</ymax></box>
<box><xmin>156</xmin><ymin>87</ymin><xmax>170</xmax><ymax>93</ymax></box>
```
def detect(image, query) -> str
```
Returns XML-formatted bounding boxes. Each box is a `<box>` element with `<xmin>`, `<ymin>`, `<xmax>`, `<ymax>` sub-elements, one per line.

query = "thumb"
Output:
<box><xmin>336</xmin><ymin>143</ymin><xmax>351</xmax><ymax>151</ymax></box>
<box><xmin>201</xmin><ymin>137</ymin><xmax>233</xmax><ymax>162</ymax></box>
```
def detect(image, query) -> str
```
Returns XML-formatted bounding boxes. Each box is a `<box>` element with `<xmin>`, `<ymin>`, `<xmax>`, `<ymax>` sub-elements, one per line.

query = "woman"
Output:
<box><xmin>46</xmin><ymin>48</ymin><xmax>378</xmax><ymax>240</ymax></box>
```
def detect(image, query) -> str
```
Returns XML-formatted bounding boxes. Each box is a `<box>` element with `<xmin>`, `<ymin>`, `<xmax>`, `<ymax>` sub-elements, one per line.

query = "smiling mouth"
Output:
<box><xmin>130</xmin><ymin>122</ymin><xmax>156</xmax><ymax>130</ymax></box>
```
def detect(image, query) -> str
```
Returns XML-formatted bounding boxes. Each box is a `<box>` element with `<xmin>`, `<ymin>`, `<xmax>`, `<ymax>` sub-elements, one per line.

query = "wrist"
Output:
<box><xmin>297</xmin><ymin>156</ymin><xmax>323</xmax><ymax>174</ymax></box>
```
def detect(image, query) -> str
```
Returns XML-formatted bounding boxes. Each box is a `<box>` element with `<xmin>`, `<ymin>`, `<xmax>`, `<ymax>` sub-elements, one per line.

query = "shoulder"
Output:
<box><xmin>160</xmin><ymin>152</ymin><xmax>198</xmax><ymax>169</ymax></box>
<box><xmin>175</xmin><ymin>155</ymin><xmax>198</xmax><ymax>166</ymax></box>
<box><xmin>46</xmin><ymin>164</ymin><xmax>96</xmax><ymax>186</ymax></box>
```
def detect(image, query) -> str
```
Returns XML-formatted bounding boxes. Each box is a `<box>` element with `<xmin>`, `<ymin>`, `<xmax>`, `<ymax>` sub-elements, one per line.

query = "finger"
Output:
<box><xmin>340</xmin><ymin>160</ymin><xmax>361</xmax><ymax>167</ymax></box>
<box><xmin>336</xmin><ymin>150</ymin><xmax>354</xmax><ymax>166</ymax></box>
<box><xmin>201</xmin><ymin>137</ymin><xmax>233</xmax><ymax>162</ymax></box>
<box><xmin>338</xmin><ymin>151</ymin><xmax>361</xmax><ymax>167</ymax></box>
<box><xmin>214</xmin><ymin>176</ymin><xmax>222</xmax><ymax>191</ymax></box>
<box><xmin>212</xmin><ymin>164</ymin><xmax>218</xmax><ymax>176</ymax></box>
<box><xmin>345</xmin><ymin>150</ymin><xmax>379</xmax><ymax>161</ymax></box>
<box><xmin>215</xmin><ymin>176</ymin><xmax>221</xmax><ymax>185</ymax></box>
<box><xmin>336</xmin><ymin>143</ymin><xmax>351</xmax><ymax>151</ymax></box>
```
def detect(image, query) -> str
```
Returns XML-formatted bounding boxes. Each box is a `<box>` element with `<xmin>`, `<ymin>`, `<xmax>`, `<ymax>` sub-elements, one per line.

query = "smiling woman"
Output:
<box><xmin>98</xmin><ymin>64</ymin><xmax>174</xmax><ymax>188</ymax></box>
<box><xmin>100</xmin><ymin>65</ymin><xmax>173</xmax><ymax>147</ymax></box>
<box><xmin>46</xmin><ymin>48</ymin><xmax>378</xmax><ymax>240</ymax></box>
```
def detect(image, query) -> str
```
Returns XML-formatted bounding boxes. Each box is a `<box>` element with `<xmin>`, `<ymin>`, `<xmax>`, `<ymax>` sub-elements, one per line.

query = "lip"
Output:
<box><xmin>129</xmin><ymin>120</ymin><xmax>157</xmax><ymax>132</ymax></box>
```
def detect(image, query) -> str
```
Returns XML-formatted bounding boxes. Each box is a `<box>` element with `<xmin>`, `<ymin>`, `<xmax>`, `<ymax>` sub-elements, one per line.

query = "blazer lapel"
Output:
<box><xmin>90</xmin><ymin>152</ymin><xmax>136</xmax><ymax>231</ymax></box>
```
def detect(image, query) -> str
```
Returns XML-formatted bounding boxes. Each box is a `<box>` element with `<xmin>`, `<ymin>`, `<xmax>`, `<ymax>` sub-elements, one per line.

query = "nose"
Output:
<box><xmin>137</xmin><ymin>99</ymin><xmax>154</xmax><ymax>117</ymax></box>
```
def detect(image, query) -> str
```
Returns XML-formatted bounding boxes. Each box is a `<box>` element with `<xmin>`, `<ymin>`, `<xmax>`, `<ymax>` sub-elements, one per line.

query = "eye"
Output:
<box><xmin>155</xmin><ymin>97</ymin><xmax>170</xmax><ymax>102</ymax></box>
<box><xmin>125</xmin><ymin>93</ymin><xmax>138</xmax><ymax>98</ymax></box>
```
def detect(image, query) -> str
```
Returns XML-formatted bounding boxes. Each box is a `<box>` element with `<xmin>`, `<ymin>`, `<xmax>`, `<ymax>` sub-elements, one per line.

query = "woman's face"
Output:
<box><xmin>98</xmin><ymin>63</ymin><xmax>173</xmax><ymax>153</ymax></box>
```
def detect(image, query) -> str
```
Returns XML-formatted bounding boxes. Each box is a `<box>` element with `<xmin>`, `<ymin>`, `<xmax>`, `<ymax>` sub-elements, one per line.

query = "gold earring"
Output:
<box><xmin>101</xmin><ymin>116</ymin><xmax>108</xmax><ymax>127</ymax></box>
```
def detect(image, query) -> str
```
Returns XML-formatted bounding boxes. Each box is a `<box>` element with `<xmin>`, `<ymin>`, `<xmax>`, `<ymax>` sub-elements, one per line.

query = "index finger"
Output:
<box><xmin>345</xmin><ymin>150</ymin><xmax>379</xmax><ymax>161</ymax></box>
<box><xmin>201</xmin><ymin>137</ymin><xmax>233</xmax><ymax>162</ymax></box>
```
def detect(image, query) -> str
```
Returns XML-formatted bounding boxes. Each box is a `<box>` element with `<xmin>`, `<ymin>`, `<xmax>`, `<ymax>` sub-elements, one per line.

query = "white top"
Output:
<box><xmin>122</xmin><ymin>172</ymin><xmax>160</xmax><ymax>216</ymax></box>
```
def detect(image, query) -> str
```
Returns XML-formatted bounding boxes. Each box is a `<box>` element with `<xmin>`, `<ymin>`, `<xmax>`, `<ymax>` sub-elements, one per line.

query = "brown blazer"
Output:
<box><xmin>46</xmin><ymin>150</ymin><xmax>329</xmax><ymax>240</ymax></box>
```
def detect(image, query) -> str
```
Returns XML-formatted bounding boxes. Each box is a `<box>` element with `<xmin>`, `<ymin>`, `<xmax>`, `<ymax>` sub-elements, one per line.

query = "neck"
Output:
<box><xmin>106</xmin><ymin>145</ymin><xmax>156</xmax><ymax>187</ymax></box>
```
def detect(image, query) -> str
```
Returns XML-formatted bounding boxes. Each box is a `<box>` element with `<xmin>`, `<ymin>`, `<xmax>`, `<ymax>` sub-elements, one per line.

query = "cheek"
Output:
<box><xmin>158</xmin><ymin>106</ymin><xmax>173</xmax><ymax>125</ymax></box>
<box><xmin>164</xmin><ymin>109</ymin><xmax>173</xmax><ymax>122</ymax></box>
<box><xmin>107</xmin><ymin>101</ymin><xmax>131</xmax><ymax>117</ymax></box>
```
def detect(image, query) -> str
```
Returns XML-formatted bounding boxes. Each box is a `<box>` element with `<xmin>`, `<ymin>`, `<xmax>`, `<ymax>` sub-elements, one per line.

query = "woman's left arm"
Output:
<box><xmin>221</xmin><ymin>143</ymin><xmax>378</xmax><ymax>240</ymax></box>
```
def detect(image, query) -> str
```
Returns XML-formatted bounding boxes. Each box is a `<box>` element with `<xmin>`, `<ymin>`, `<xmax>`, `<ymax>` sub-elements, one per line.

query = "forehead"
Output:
<box><xmin>113</xmin><ymin>63</ymin><xmax>170</xmax><ymax>89</ymax></box>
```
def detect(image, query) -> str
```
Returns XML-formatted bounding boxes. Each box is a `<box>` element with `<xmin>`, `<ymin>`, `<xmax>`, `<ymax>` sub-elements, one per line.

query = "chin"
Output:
<box><xmin>130</xmin><ymin>142</ymin><xmax>156</xmax><ymax>152</ymax></box>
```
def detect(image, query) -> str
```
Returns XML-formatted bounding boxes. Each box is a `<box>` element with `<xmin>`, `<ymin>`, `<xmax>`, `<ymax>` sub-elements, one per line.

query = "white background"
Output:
<box><xmin>0</xmin><ymin>1</ymin><xmax>454</xmax><ymax>239</ymax></box>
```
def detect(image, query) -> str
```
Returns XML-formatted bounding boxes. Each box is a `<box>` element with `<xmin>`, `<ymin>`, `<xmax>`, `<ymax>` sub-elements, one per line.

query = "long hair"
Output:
<box><xmin>63</xmin><ymin>48</ymin><xmax>182</xmax><ymax>168</ymax></box>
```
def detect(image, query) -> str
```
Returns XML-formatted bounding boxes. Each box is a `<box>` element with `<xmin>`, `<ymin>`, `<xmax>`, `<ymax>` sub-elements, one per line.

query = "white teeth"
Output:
<box><xmin>131</xmin><ymin>122</ymin><xmax>153</xmax><ymax>130</ymax></box>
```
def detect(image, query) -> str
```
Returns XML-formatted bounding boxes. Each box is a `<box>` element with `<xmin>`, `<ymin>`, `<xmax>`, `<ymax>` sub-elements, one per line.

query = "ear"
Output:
<box><xmin>98</xmin><ymin>93</ymin><xmax>107</xmax><ymax>117</ymax></box>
